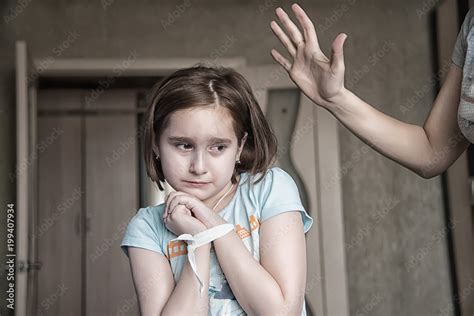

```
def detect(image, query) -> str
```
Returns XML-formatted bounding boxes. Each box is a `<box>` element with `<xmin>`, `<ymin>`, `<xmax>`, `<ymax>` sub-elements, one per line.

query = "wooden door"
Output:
<box><xmin>85</xmin><ymin>91</ymin><xmax>139</xmax><ymax>316</ymax></box>
<box><xmin>37</xmin><ymin>114</ymin><xmax>83</xmax><ymax>315</ymax></box>
<box><xmin>36</xmin><ymin>89</ymin><xmax>139</xmax><ymax>315</ymax></box>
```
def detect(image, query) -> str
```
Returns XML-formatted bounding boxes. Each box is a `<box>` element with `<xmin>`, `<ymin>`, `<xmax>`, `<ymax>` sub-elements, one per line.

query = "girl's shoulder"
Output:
<box><xmin>126</xmin><ymin>204</ymin><xmax>167</xmax><ymax>237</ymax></box>
<box><xmin>243</xmin><ymin>166</ymin><xmax>313</xmax><ymax>233</ymax></box>
<box><xmin>243</xmin><ymin>166</ymin><xmax>297</xmax><ymax>192</ymax></box>
<box><xmin>133</xmin><ymin>203</ymin><xmax>166</xmax><ymax>221</ymax></box>
<box><xmin>120</xmin><ymin>204</ymin><xmax>168</xmax><ymax>258</ymax></box>
<box><xmin>241</xmin><ymin>166</ymin><xmax>302</xmax><ymax>209</ymax></box>
<box><xmin>244</xmin><ymin>165</ymin><xmax>290</xmax><ymax>181</ymax></box>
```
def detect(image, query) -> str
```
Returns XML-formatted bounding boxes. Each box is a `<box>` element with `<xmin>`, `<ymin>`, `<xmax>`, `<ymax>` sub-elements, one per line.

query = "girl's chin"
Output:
<box><xmin>177</xmin><ymin>187</ymin><xmax>210</xmax><ymax>199</ymax></box>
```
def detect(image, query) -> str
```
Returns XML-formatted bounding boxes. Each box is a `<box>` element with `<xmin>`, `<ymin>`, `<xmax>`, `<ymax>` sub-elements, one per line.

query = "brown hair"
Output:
<box><xmin>144</xmin><ymin>64</ymin><xmax>278</xmax><ymax>191</ymax></box>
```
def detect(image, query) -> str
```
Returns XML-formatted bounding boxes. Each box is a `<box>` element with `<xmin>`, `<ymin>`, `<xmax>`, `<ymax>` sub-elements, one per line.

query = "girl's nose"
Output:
<box><xmin>189</xmin><ymin>152</ymin><xmax>207</xmax><ymax>175</ymax></box>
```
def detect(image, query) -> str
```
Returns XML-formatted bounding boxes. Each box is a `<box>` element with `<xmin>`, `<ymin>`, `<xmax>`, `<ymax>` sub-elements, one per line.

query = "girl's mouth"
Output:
<box><xmin>183</xmin><ymin>181</ymin><xmax>210</xmax><ymax>187</ymax></box>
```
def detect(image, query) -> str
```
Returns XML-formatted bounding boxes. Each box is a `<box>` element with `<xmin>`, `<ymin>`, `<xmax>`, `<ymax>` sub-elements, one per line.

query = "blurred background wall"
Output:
<box><xmin>0</xmin><ymin>0</ymin><xmax>471</xmax><ymax>315</ymax></box>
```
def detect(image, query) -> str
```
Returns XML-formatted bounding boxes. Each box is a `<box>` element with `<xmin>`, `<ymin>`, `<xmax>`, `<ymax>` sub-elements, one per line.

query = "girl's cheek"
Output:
<box><xmin>163</xmin><ymin>156</ymin><xmax>188</xmax><ymax>176</ymax></box>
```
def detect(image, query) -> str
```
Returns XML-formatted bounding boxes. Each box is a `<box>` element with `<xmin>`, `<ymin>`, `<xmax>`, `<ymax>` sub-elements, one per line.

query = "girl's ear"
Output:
<box><xmin>237</xmin><ymin>132</ymin><xmax>248</xmax><ymax>157</ymax></box>
<box><xmin>153</xmin><ymin>144</ymin><xmax>160</xmax><ymax>158</ymax></box>
<box><xmin>241</xmin><ymin>132</ymin><xmax>248</xmax><ymax>145</ymax></box>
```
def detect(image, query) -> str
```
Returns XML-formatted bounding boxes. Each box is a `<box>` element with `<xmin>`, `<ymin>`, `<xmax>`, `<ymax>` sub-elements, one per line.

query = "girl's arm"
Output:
<box><xmin>204</xmin><ymin>211</ymin><xmax>307</xmax><ymax>315</ymax></box>
<box><xmin>271</xmin><ymin>4</ymin><xmax>469</xmax><ymax>178</ymax></box>
<box><xmin>128</xmin><ymin>245</ymin><xmax>212</xmax><ymax>316</ymax></box>
<box><xmin>160</xmin><ymin>244</ymin><xmax>212</xmax><ymax>315</ymax></box>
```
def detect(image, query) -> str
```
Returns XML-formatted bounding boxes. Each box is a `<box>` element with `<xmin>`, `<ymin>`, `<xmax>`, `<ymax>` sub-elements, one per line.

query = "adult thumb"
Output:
<box><xmin>331</xmin><ymin>33</ymin><xmax>347</xmax><ymax>72</ymax></box>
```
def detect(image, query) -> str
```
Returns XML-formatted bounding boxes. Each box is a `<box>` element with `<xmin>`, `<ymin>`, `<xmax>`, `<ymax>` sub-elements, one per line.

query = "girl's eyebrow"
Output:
<box><xmin>167</xmin><ymin>136</ymin><xmax>232</xmax><ymax>144</ymax></box>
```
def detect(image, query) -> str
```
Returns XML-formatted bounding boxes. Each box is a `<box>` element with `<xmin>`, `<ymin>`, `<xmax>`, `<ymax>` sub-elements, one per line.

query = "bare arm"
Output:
<box><xmin>128</xmin><ymin>245</ymin><xmax>211</xmax><ymax>316</ymax></box>
<box><xmin>328</xmin><ymin>64</ymin><xmax>468</xmax><ymax>178</ymax></box>
<box><xmin>271</xmin><ymin>4</ymin><xmax>469</xmax><ymax>178</ymax></box>
<box><xmin>161</xmin><ymin>244</ymin><xmax>212</xmax><ymax>315</ymax></box>
<box><xmin>127</xmin><ymin>247</ymin><xmax>174</xmax><ymax>315</ymax></box>
<box><xmin>204</xmin><ymin>211</ymin><xmax>307</xmax><ymax>315</ymax></box>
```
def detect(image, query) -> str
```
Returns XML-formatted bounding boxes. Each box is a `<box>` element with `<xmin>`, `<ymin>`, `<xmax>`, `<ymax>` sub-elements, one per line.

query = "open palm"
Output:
<box><xmin>270</xmin><ymin>3</ymin><xmax>348</xmax><ymax>109</ymax></box>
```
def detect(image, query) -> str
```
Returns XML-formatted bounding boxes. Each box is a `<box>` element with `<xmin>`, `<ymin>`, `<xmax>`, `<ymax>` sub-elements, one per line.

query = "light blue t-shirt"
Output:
<box><xmin>120</xmin><ymin>166</ymin><xmax>313</xmax><ymax>315</ymax></box>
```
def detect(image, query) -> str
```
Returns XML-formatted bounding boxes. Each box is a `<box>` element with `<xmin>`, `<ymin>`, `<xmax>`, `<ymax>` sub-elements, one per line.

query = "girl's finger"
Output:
<box><xmin>275</xmin><ymin>7</ymin><xmax>305</xmax><ymax>48</ymax></box>
<box><xmin>270</xmin><ymin>20</ymin><xmax>296</xmax><ymax>58</ymax></box>
<box><xmin>291</xmin><ymin>4</ymin><xmax>320</xmax><ymax>51</ymax></box>
<box><xmin>168</xmin><ymin>204</ymin><xmax>181</xmax><ymax>218</ymax></box>
<box><xmin>171</xmin><ymin>204</ymin><xmax>192</xmax><ymax>217</ymax></box>
<box><xmin>163</xmin><ymin>192</ymin><xmax>175</xmax><ymax>219</ymax></box>
<box><xmin>163</xmin><ymin>191</ymin><xmax>185</xmax><ymax>219</ymax></box>
<box><xmin>167</xmin><ymin>193</ymin><xmax>191</xmax><ymax>218</ymax></box>
<box><xmin>271</xmin><ymin>49</ymin><xmax>292</xmax><ymax>72</ymax></box>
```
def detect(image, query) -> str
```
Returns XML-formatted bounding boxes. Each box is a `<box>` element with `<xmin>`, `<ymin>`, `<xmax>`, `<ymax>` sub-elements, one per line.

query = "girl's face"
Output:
<box><xmin>157</xmin><ymin>105</ymin><xmax>247</xmax><ymax>207</ymax></box>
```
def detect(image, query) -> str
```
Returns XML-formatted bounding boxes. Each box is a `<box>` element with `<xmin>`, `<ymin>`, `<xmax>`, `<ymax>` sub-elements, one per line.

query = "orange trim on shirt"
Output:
<box><xmin>167</xmin><ymin>240</ymin><xmax>188</xmax><ymax>259</ymax></box>
<box><xmin>249</xmin><ymin>215</ymin><xmax>260</xmax><ymax>231</ymax></box>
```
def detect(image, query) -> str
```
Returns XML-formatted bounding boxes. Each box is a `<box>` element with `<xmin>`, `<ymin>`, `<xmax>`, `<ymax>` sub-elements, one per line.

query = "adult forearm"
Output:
<box><xmin>161</xmin><ymin>244</ymin><xmax>211</xmax><ymax>316</ymax></box>
<box><xmin>325</xmin><ymin>89</ymin><xmax>439</xmax><ymax>177</ymax></box>
<box><xmin>208</xmin><ymin>218</ymin><xmax>302</xmax><ymax>315</ymax></box>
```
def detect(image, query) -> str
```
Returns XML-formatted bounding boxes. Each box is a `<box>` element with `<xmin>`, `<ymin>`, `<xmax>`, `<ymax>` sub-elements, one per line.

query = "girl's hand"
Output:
<box><xmin>163</xmin><ymin>192</ymin><xmax>207</xmax><ymax>236</ymax></box>
<box><xmin>270</xmin><ymin>3</ymin><xmax>348</xmax><ymax>109</ymax></box>
<box><xmin>162</xmin><ymin>192</ymin><xmax>218</xmax><ymax>235</ymax></box>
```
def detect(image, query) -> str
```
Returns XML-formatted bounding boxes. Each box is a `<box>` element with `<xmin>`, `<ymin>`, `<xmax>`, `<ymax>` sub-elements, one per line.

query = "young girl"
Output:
<box><xmin>120</xmin><ymin>65</ymin><xmax>313</xmax><ymax>315</ymax></box>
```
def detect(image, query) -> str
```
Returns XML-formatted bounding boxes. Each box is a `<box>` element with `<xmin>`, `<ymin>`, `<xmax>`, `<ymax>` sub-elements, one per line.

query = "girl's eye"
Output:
<box><xmin>175</xmin><ymin>143</ymin><xmax>226</xmax><ymax>152</ymax></box>
<box><xmin>212</xmin><ymin>144</ymin><xmax>227</xmax><ymax>152</ymax></box>
<box><xmin>176</xmin><ymin>143</ymin><xmax>193</xmax><ymax>150</ymax></box>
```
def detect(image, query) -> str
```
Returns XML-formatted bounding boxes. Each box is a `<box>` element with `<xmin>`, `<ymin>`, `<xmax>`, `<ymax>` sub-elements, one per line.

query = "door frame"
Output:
<box><xmin>15</xmin><ymin>41</ymin><xmax>39</xmax><ymax>316</ymax></box>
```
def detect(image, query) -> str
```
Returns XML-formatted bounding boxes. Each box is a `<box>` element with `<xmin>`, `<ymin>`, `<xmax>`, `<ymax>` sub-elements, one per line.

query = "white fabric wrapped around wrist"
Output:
<box><xmin>169</xmin><ymin>223</ymin><xmax>235</xmax><ymax>297</ymax></box>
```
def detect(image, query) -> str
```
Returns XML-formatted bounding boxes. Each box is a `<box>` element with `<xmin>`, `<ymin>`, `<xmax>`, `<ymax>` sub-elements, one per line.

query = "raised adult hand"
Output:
<box><xmin>270</xmin><ymin>3</ymin><xmax>348</xmax><ymax>109</ymax></box>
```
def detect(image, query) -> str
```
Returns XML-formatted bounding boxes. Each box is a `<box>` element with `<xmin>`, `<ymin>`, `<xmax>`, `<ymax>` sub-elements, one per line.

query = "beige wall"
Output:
<box><xmin>0</xmin><ymin>0</ymin><xmax>462</xmax><ymax>315</ymax></box>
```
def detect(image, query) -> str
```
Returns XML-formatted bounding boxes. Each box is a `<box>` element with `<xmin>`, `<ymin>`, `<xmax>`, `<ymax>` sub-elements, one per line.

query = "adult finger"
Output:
<box><xmin>291</xmin><ymin>3</ymin><xmax>320</xmax><ymax>51</ymax></box>
<box><xmin>271</xmin><ymin>48</ymin><xmax>292</xmax><ymax>72</ymax></box>
<box><xmin>270</xmin><ymin>20</ymin><xmax>296</xmax><ymax>58</ymax></box>
<box><xmin>275</xmin><ymin>7</ymin><xmax>304</xmax><ymax>48</ymax></box>
<box><xmin>330</xmin><ymin>33</ymin><xmax>347</xmax><ymax>73</ymax></box>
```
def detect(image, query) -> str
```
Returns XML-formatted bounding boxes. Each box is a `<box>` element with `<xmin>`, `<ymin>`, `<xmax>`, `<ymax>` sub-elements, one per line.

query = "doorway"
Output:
<box><xmin>36</xmin><ymin>86</ymin><xmax>145</xmax><ymax>315</ymax></box>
